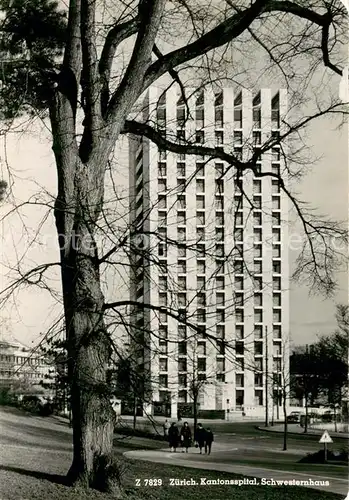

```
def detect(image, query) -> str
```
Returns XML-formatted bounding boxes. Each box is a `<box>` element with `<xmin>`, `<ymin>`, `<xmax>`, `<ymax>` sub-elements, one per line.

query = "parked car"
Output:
<box><xmin>287</xmin><ymin>411</ymin><xmax>304</xmax><ymax>423</ymax></box>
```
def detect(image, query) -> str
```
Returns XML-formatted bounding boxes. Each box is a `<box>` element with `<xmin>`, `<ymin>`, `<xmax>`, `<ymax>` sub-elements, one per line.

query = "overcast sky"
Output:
<box><xmin>0</xmin><ymin>3</ymin><xmax>347</xmax><ymax>349</ymax></box>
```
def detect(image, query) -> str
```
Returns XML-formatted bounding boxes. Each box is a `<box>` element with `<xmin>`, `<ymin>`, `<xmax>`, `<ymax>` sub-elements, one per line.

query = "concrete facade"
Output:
<box><xmin>129</xmin><ymin>86</ymin><xmax>289</xmax><ymax>419</ymax></box>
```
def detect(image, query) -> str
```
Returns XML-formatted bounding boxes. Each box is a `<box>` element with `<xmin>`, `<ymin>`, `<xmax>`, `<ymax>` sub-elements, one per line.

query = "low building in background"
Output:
<box><xmin>0</xmin><ymin>339</ymin><xmax>55</xmax><ymax>398</ymax></box>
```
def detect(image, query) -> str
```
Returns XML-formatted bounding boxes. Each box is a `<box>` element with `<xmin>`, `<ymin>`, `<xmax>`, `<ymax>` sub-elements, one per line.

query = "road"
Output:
<box><xmin>0</xmin><ymin>407</ymin><xmax>347</xmax><ymax>496</ymax></box>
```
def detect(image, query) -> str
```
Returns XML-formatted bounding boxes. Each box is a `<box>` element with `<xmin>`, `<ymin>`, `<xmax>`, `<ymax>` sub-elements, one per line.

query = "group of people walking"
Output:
<box><xmin>164</xmin><ymin>420</ymin><xmax>214</xmax><ymax>454</ymax></box>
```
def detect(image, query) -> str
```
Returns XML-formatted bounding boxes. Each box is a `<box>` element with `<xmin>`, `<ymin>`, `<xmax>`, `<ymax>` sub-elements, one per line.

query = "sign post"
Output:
<box><xmin>319</xmin><ymin>430</ymin><xmax>333</xmax><ymax>463</ymax></box>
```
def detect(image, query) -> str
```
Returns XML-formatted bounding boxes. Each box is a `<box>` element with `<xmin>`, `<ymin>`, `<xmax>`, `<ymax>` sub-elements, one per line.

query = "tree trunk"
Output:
<box><xmin>133</xmin><ymin>395</ymin><xmax>137</xmax><ymax>430</ymax></box>
<box><xmin>193</xmin><ymin>393</ymin><xmax>198</xmax><ymax>432</ymax></box>
<box><xmin>53</xmin><ymin>150</ymin><xmax>116</xmax><ymax>491</ymax></box>
<box><xmin>283</xmin><ymin>392</ymin><xmax>287</xmax><ymax>451</ymax></box>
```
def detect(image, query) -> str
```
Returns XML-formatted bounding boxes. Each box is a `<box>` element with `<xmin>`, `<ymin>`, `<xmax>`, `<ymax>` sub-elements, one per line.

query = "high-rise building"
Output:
<box><xmin>129</xmin><ymin>87</ymin><xmax>289</xmax><ymax>419</ymax></box>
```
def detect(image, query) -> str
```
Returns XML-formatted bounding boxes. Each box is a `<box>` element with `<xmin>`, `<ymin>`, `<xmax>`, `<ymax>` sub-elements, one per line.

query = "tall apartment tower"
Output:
<box><xmin>129</xmin><ymin>87</ymin><xmax>289</xmax><ymax>419</ymax></box>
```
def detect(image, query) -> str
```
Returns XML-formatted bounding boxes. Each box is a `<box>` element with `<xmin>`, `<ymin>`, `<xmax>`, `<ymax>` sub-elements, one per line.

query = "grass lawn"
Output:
<box><xmin>0</xmin><ymin>445</ymin><xmax>343</xmax><ymax>500</ymax></box>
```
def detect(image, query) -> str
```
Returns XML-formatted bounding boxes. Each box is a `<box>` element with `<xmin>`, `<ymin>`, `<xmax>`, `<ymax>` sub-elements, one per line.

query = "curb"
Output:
<box><xmin>256</xmin><ymin>425</ymin><xmax>349</xmax><ymax>440</ymax></box>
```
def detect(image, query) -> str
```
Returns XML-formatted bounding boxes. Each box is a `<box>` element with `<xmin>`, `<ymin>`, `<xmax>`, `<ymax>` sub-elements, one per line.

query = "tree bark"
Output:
<box><xmin>283</xmin><ymin>391</ymin><xmax>287</xmax><ymax>451</ymax></box>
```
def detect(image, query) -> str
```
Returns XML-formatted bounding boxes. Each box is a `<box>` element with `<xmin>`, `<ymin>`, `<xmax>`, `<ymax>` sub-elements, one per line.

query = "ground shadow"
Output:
<box><xmin>0</xmin><ymin>465</ymin><xmax>69</xmax><ymax>486</ymax></box>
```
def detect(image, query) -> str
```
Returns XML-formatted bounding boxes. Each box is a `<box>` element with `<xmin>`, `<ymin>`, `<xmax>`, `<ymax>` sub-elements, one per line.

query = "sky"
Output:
<box><xmin>0</xmin><ymin>2</ymin><xmax>348</xmax><ymax>349</ymax></box>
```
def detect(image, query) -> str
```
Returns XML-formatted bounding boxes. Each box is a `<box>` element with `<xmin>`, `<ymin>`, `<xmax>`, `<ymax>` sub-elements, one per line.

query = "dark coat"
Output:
<box><xmin>180</xmin><ymin>425</ymin><xmax>192</xmax><ymax>447</ymax></box>
<box><xmin>205</xmin><ymin>430</ymin><xmax>214</xmax><ymax>444</ymax></box>
<box><xmin>168</xmin><ymin>425</ymin><xmax>179</xmax><ymax>447</ymax></box>
<box><xmin>195</xmin><ymin>426</ymin><xmax>206</xmax><ymax>445</ymax></box>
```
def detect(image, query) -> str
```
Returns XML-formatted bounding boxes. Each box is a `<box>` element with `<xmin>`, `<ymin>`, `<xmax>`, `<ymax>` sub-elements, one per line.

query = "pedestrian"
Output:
<box><xmin>180</xmin><ymin>421</ymin><xmax>192</xmax><ymax>453</ymax></box>
<box><xmin>205</xmin><ymin>427</ymin><xmax>214</xmax><ymax>455</ymax></box>
<box><xmin>163</xmin><ymin>419</ymin><xmax>170</xmax><ymax>437</ymax></box>
<box><xmin>168</xmin><ymin>422</ymin><xmax>179</xmax><ymax>452</ymax></box>
<box><xmin>194</xmin><ymin>423</ymin><xmax>206</xmax><ymax>454</ymax></box>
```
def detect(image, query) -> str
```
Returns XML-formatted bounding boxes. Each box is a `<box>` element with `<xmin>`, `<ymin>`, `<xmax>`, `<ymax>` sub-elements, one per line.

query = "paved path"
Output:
<box><xmin>258</xmin><ymin>424</ymin><xmax>349</xmax><ymax>439</ymax></box>
<box><xmin>124</xmin><ymin>449</ymin><xmax>349</xmax><ymax>496</ymax></box>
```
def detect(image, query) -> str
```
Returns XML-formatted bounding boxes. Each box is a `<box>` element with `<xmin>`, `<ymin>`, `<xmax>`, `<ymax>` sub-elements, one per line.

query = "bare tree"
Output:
<box><xmin>0</xmin><ymin>0</ymin><xmax>348</xmax><ymax>491</ymax></box>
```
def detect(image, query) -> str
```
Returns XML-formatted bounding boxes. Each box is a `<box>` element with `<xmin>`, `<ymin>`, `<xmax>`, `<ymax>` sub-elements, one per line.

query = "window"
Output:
<box><xmin>216</xmin><ymin>310</ymin><xmax>225</xmax><ymax>323</ymax></box>
<box><xmin>197</xmin><ymin>309</ymin><xmax>206</xmax><ymax>323</ymax></box>
<box><xmin>216</xmin><ymin>325</ymin><xmax>225</xmax><ymax>339</ymax></box>
<box><xmin>236</xmin><ymin>325</ymin><xmax>244</xmax><ymax>339</ymax></box>
<box><xmin>215</xmin><ymin>163</ymin><xmax>224</xmax><ymax>177</ymax></box>
<box><xmin>178</xmin><ymin>325</ymin><xmax>186</xmax><ymax>340</ymax></box>
<box><xmin>234</xmin><ymin>228</ymin><xmax>243</xmax><ymax>242</ymax></box>
<box><xmin>216</xmin><ymin>228</ymin><xmax>224</xmax><ymax>241</ymax></box>
<box><xmin>159</xmin><ymin>293</ymin><xmax>167</xmax><ymax>306</ymax></box>
<box><xmin>273</xmin><ymin>277</ymin><xmax>281</xmax><ymax>290</ymax></box>
<box><xmin>196</xmin><ymin>195</ymin><xmax>205</xmax><ymax>209</ymax></box>
<box><xmin>254</xmin><ymin>293</ymin><xmax>263</xmax><ymax>307</ymax></box>
<box><xmin>236</xmin><ymin>341</ymin><xmax>244</xmax><ymax>355</ymax></box>
<box><xmin>198</xmin><ymin>358</ymin><xmax>206</xmax><ymax>371</ymax></box>
<box><xmin>197</xmin><ymin>276</ymin><xmax>206</xmax><ymax>290</ymax></box>
<box><xmin>159</xmin><ymin>311</ymin><xmax>167</xmax><ymax>324</ymax></box>
<box><xmin>236</xmin><ymin>374</ymin><xmax>244</xmax><ymax>387</ymax></box>
<box><xmin>272</xmin><ymin>260</ymin><xmax>281</xmax><ymax>274</ymax></box>
<box><xmin>272</xmin><ymin>179</ymin><xmax>281</xmax><ymax>194</ymax></box>
<box><xmin>196</xmin><ymin>179</ymin><xmax>205</xmax><ymax>193</ymax></box>
<box><xmin>178</xmin><ymin>293</ymin><xmax>186</xmax><ymax>307</ymax></box>
<box><xmin>273</xmin><ymin>325</ymin><xmax>282</xmax><ymax>338</ymax></box>
<box><xmin>177</xmin><ymin>178</ymin><xmax>186</xmax><ymax>192</ymax></box>
<box><xmin>178</xmin><ymin>228</ymin><xmax>186</xmax><ymax>242</ymax></box>
<box><xmin>159</xmin><ymin>149</ymin><xmax>167</xmax><ymax>160</ymax></box>
<box><xmin>178</xmin><ymin>245</ymin><xmax>186</xmax><ymax>258</ymax></box>
<box><xmin>197</xmin><ymin>260</ymin><xmax>206</xmax><ymax>274</ymax></box>
<box><xmin>255</xmin><ymin>358</ymin><xmax>263</xmax><ymax>371</ymax></box>
<box><xmin>215</xmin><ymin>196</ymin><xmax>224</xmax><ymax>210</ymax></box>
<box><xmin>158</xmin><ymin>211</ymin><xmax>167</xmax><ymax>226</ymax></box>
<box><xmin>159</xmin><ymin>375</ymin><xmax>168</xmax><ymax>387</ymax></box>
<box><xmin>215</xmin><ymin>107</ymin><xmax>223</xmax><ymax>128</ymax></box>
<box><xmin>234</xmin><ymin>130</ymin><xmax>243</xmax><ymax>143</ymax></box>
<box><xmin>273</xmin><ymin>244</ymin><xmax>281</xmax><ymax>258</ymax></box>
<box><xmin>235</xmin><ymin>292</ymin><xmax>244</xmax><ymax>306</ymax></box>
<box><xmin>234</xmin><ymin>147</ymin><xmax>243</xmax><ymax>160</ymax></box>
<box><xmin>254</xmin><ymin>228</ymin><xmax>262</xmax><ymax>242</ymax></box>
<box><xmin>197</xmin><ymin>342</ymin><xmax>206</xmax><ymax>356</ymax></box>
<box><xmin>177</xmin><ymin>107</ymin><xmax>186</xmax><ymax>127</ymax></box>
<box><xmin>158</xmin><ymin>162</ymin><xmax>167</xmax><ymax>177</ymax></box>
<box><xmin>177</xmin><ymin>163</ymin><xmax>186</xmax><ymax>177</ymax></box>
<box><xmin>272</xmin><ymin>212</ymin><xmax>281</xmax><ymax>226</ymax></box>
<box><xmin>254</xmin><ymin>390</ymin><xmax>263</xmax><ymax>406</ymax></box>
<box><xmin>253</xmin><ymin>108</ymin><xmax>261</xmax><ymax>128</ymax></box>
<box><xmin>197</xmin><ymin>293</ymin><xmax>206</xmax><ymax>307</ymax></box>
<box><xmin>216</xmin><ymin>212</ymin><xmax>224</xmax><ymax>225</ymax></box>
<box><xmin>236</xmin><ymin>309</ymin><xmax>244</xmax><ymax>323</ymax></box>
<box><xmin>197</xmin><ymin>228</ymin><xmax>205</xmax><ymax>242</ymax></box>
<box><xmin>215</xmin><ymin>179</ymin><xmax>224</xmax><ymax>194</ymax></box>
<box><xmin>272</xmin><ymin>148</ymin><xmax>280</xmax><ymax>161</ymax></box>
<box><xmin>216</xmin><ymin>340</ymin><xmax>225</xmax><ymax>355</ymax></box>
<box><xmin>178</xmin><ymin>359</ymin><xmax>187</xmax><ymax>372</ymax></box>
<box><xmin>272</xmin><ymin>196</ymin><xmax>281</xmax><ymax>210</ymax></box>
<box><xmin>234</xmin><ymin>260</ymin><xmax>243</xmax><ymax>274</ymax></box>
<box><xmin>253</xmin><ymin>212</ymin><xmax>262</xmax><ymax>226</ymax></box>
<box><xmin>216</xmin><ymin>259</ymin><xmax>225</xmax><ymax>274</ymax></box>
<box><xmin>254</xmin><ymin>243</ymin><xmax>262</xmax><ymax>258</ymax></box>
<box><xmin>234</xmin><ymin>108</ymin><xmax>242</xmax><ymax>126</ymax></box>
<box><xmin>215</xmin><ymin>131</ymin><xmax>224</xmax><ymax>145</ymax></box>
<box><xmin>273</xmin><ymin>343</ymin><xmax>282</xmax><ymax>356</ymax></box>
<box><xmin>159</xmin><ymin>325</ymin><xmax>168</xmax><ymax>340</ymax></box>
<box><xmin>254</xmin><ymin>373</ymin><xmax>263</xmax><ymax>387</ymax></box>
<box><xmin>196</xmin><ymin>163</ymin><xmax>205</xmax><ymax>177</ymax></box>
<box><xmin>159</xmin><ymin>358</ymin><xmax>168</xmax><ymax>371</ymax></box>
<box><xmin>178</xmin><ymin>260</ymin><xmax>186</xmax><ymax>274</ymax></box>
<box><xmin>216</xmin><ymin>244</ymin><xmax>224</xmax><ymax>257</ymax></box>
<box><xmin>158</xmin><ymin>179</ymin><xmax>167</xmax><ymax>193</ymax></box>
<box><xmin>235</xmin><ymin>276</ymin><xmax>244</xmax><ymax>290</ymax></box>
<box><xmin>253</xmin><ymin>179</ymin><xmax>262</xmax><ymax>194</ymax></box>
<box><xmin>177</xmin><ymin>195</ymin><xmax>186</xmax><ymax>209</ymax></box>
<box><xmin>272</xmin><ymin>228</ymin><xmax>281</xmax><ymax>242</ymax></box>
<box><xmin>254</xmin><ymin>309</ymin><xmax>263</xmax><ymax>323</ymax></box>
<box><xmin>178</xmin><ymin>277</ymin><xmax>187</xmax><ymax>290</ymax></box>
<box><xmin>254</xmin><ymin>325</ymin><xmax>263</xmax><ymax>339</ymax></box>
<box><xmin>158</xmin><ymin>242</ymin><xmax>167</xmax><ymax>257</ymax></box>
<box><xmin>177</xmin><ymin>129</ymin><xmax>186</xmax><ymax>142</ymax></box>
<box><xmin>216</xmin><ymin>276</ymin><xmax>225</xmax><ymax>290</ymax></box>
<box><xmin>254</xmin><ymin>260</ymin><xmax>262</xmax><ymax>274</ymax></box>
<box><xmin>217</xmin><ymin>358</ymin><xmax>225</xmax><ymax>372</ymax></box>
<box><xmin>158</xmin><ymin>195</ymin><xmax>167</xmax><ymax>209</ymax></box>
<box><xmin>177</xmin><ymin>211</ymin><xmax>186</xmax><ymax>225</ymax></box>
<box><xmin>178</xmin><ymin>373</ymin><xmax>187</xmax><ymax>387</ymax></box>
<box><xmin>254</xmin><ymin>276</ymin><xmax>263</xmax><ymax>290</ymax></box>
<box><xmin>272</xmin><ymin>130</ymin><xmax>280</xmax><ymax>141</ymax></box>
<box><xmin>236</xmin><ymin>359</ymin><xmax>244</xmax><ymax>371</ymax></box>
<box><xmin>253</xmin><ymin>131</ymin><xmax>261</xmax><ymax>145</ymax></box>
<box><xmin>273</xmin><ymin>309</ymin><xmax>282</xmax><ymax>323</ymax></box>
<box><xmin>159</xmin><ymin>276</ymin><xmax>167</xmax><ymax>291</ymax></box>
<box><xmin>273</xmin><ymin>359</ymin><xmax>281</xmax><ymax>372</ymax></box>
<box><xmin>253</xmin><ymin>196</ymin><xmax>262</xmax><ymax>209</ymax></box>
<box><xmin>195</xmin><ymin>130</ymin><xmax>205</xmax><ymax>144</ymax></box>
<box><xmin>272</xmin><ymin>163</ymin><xmax>280</xmax><ymax>176</ymax></box>
<box><xmin>196</xmin><ymin>107</ymin><xmax>204</xmax><ymax>126</ymax></box>
<box><xmin>196</xmin><ymin>211</ymin><xmax>205</xmax><ymax>225</ymax></box>
<box><xmin>216</xmin><ymin>293</ymin><xmax>225</xmax><ymax>306</ymax></box>
<box><xmin>197</xmin><ymin>243</ymin><xmax>205</xmax><ymax>256</ymax></box>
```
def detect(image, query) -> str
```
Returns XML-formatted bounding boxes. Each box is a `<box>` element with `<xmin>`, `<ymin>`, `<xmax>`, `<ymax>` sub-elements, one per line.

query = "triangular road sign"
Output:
<box><xmin>319</xmin><ymin>430</ymin><xmax>333</xmax><ymax>443</ymax></box>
